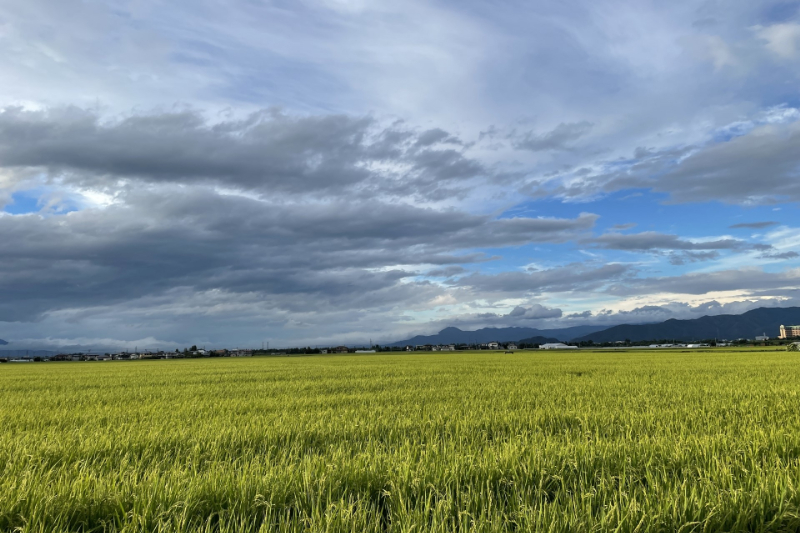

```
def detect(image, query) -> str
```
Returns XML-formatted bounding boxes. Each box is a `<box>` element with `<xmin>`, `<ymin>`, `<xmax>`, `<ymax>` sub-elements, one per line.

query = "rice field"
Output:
<box><xmin>2</xmin><ymin>348</ymin><xmax>800</xmax><ymax>532</ymax></box>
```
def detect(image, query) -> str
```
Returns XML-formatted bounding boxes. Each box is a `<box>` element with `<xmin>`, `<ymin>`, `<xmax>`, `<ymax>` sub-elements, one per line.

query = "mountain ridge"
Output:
<box><xmin>386</xmin><ymin>325</ymin><xmax>608</xmax><ymax>346</ymax></box>
<box><xmin>574</xmin><ymin>307</ymin><xmax>800</xmax><ymax>343</ymax></box>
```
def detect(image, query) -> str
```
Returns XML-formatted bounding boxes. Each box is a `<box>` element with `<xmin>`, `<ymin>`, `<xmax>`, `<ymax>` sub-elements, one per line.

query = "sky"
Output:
<box><xmin>1</xmin><ymin>0</ymin><xmax>800</xmax><ymax>350</ymax></box>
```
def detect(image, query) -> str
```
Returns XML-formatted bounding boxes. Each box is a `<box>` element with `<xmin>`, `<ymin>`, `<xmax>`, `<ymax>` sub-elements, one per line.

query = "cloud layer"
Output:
<box><xmin>1</xmin><ymin>1</ymin><xmax>800</xmax><ymax>348</ymax></box>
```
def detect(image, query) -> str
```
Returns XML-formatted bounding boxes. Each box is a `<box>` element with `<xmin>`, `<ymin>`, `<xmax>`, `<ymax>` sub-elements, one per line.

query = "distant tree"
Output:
<box><xmin>190</xmin><ymin>345</ymin><xmax>198</xmax><ymax>352</ymax></box>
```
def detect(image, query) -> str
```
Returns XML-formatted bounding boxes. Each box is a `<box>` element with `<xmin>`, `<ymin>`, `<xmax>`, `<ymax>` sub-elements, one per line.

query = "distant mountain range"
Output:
<box><xmin>386</xmin><ymin>307</ymin><xmax>800</xmax><ymax>348</ymax></box>
<box><xmin>574</xmin><ymin>307</ymin><xmax>800</xmax><ymax>343</ymax></box>
<box><xmin>0</xmin><ymin>339</ymin><xmax>7</xmax><ymax>345</ymax></box>
<box><xmin>386</xmin><ymin>325</ymin><xmax>608</xmax><ymax>346</ymax></box>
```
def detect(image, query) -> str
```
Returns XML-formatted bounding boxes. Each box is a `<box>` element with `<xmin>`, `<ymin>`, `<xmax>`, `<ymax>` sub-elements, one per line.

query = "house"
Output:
<box><xmin>780</xmin><ymin>325</ymin><xmax>800</xmax><ymax>339</ymax></box>
<box><xmin>506</xmin><ymin>343</ymin><xmax>518</xmax><ymax>350</ymax></box>
<box><xmin>539</xmin><ymin>343</ymin><xmax>578</xmax><ymax>350</ymax></box>
<box><xmin>755</xmin><ymin>335</ymin><xmax>770</xmax><ymax>342</ymax></box>
<box><xmin>487</xmin><ymin>342</ymin><xmax>499</xmax><ymax>350</ymax></box>
<box><xmin>334</xmin><ymin>346</ymin><xmax>349</xmax><ymax>353</ymax></box>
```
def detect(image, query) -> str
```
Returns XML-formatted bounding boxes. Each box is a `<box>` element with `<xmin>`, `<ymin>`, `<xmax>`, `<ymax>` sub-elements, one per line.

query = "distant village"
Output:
<box><xmin>3</xmin><ymin>325</ymin><xmax>800</xmax><ymax>363</ymax></box>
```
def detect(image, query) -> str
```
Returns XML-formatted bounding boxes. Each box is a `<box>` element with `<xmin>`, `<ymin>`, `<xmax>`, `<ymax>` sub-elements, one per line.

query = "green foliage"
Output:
<box><xmin>2</xmin><ymin>350</ymin><xmax>800</xmax><ymax>532</ymax></box>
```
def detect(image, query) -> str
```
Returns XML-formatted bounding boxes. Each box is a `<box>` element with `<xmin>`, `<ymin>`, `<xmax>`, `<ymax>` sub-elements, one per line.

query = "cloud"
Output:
<box><xmin>668</xmin><ymin>251</ymin><xmax>721</xmax><ymax>265</ymax></box>
<box><xmin>577</xmin><ymin>298</ymin><xmax>796</xmax><ymax>326</ymax></box>
<box><xmin>3</xmin><ymin>2</ymin><xmax>800</xmax><ymax>347</ymax></box>
<box><xmin>547</xmin><ymin>119</ymin><xmax>800</xmax><ymax>205</ymax></box>
<box><xmin>454</xmin><ymin>262</ymin><xmax>633</xmax><ymax>294</ymax></box>
<box><xmin>730</xmin><ymin>221</ymin><xmax>778</xmax><ymax>229</ymax></box>
<box><xmin>507</xmin><ymin>304</ymin><xmax>563</xmax><ymax>320</ymax></box>
<box><xmin>754</xmin><ymin>22</ymin><xmax>800</xmax><ymax>58</ymax></box>
<box><xmin>0</xmin><ymin>188</ymin><xmax>598</xmax><ymax>324</ymax></box>
<box><xmin>682</xmin><ymin>34</ymin><xmax>737</xmax><ymax>70</ymax></box>
<box><xmin>512</xmin><ymin>121</ymin><xmax>593</xmax><ymax>152</ymax></box>
<box><xmin>760</xmin><ymin>251</ymin><xmax>800</xmax><ymax>260</ymax></box>
<box><xmin>0</xmin><ymin>106</ymin><xmax>488</xmax><ymax>201</ymax></box>
<box><xmin>656</xmin><ymin>122</ymin><xmax>800</xmax><ymax>204</ymax></box>
<box><xmin>426</xmin><ymin>266</ymin><xmax>467</xmax><ymax>278</ymax></box>
<box><xmin>606</xmin><ymin>267</ymin><xmax>800</xmax><ymax>297</ymax></box>
<box><xmin>591</xmin><ymin>231</ymin><xmax>743</xmax><ymax>251</ymax></box>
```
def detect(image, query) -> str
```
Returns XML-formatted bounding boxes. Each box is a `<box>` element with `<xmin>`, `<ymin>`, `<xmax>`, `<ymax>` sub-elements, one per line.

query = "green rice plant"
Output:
<box><xmin>1</xmin><ymin>348</ymin><xmax>800</xmax><ymax>532</ymax></box>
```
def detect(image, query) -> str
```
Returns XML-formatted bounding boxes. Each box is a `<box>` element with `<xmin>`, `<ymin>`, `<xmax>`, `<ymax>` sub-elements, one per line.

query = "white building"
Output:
<box><xmin>506</xmin><ymin>343</ymin><xmax>518</xmax><ymax>350</ymax></box>
<box><xmin>539</xmin><ymin>343</ymin><xmax>578</xmax><ymax>350</ymax></box>
<box><xmin>487</xmin><ymin>342</ymin><xmax>499</xmax><ymax>350</ymax></box>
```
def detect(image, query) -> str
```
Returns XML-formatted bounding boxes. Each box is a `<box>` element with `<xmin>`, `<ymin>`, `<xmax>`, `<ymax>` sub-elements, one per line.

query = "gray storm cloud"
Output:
<box><xmin>0</xmin><ymin>107</ymin><xmax>486</xmax><ymax>200</ymax></box>
<box><xmin>0</xmin><ymin>187</ymin><xmax>599</xmax><ymax>323</ymax></box>
<box><xmin>2</xmin><ymin>0</ymin><xmax>800</xmax><ymax>348</ymax></box>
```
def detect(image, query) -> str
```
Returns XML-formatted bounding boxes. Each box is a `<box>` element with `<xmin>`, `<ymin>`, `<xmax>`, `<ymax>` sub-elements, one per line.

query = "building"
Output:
<box><xmin>506</xmin><ymin>343</ymin><xmax>518</xmax><ymax>350</ymax></box>
<box><xmin>780</xmin><ymin>325</ymin><xmax>800</xmax><ymax>339</ymax></box>
<box><xmin>539</xmin><ymin>343</ymin><xmax>578</xmax><ymax>350</ymax></box>
<box><xmin>334</xmin><ymin>346</ymin><xmax>349</xmax><ymax>353</ymax></box>
<box><xmin>487</xmin><ymin>342</ymin><xmax>499</xmax><ymax>350</ymax></box>
<box><xmin>755</xmin><ymin>335</ymin><xmax>770</xmax><ymax>342</ymax></box>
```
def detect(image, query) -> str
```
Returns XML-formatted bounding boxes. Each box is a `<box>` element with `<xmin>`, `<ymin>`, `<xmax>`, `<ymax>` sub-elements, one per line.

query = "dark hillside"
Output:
<box><xmin>573</xmin><ymin>307</ymin><xmax>800</xmax><ymax>343</ymax></box>
<box><xmin>387</xmin><ymin>325</ymin><xmax>607</xmax><ymax>346</ymax></box>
